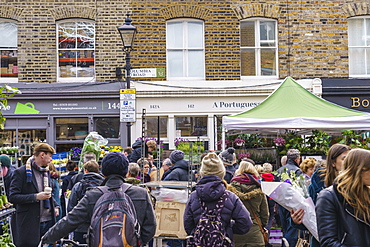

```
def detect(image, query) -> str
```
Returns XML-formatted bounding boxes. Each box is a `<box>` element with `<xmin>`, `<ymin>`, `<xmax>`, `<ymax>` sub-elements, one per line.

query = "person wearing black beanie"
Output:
<box><xmin>41</xmin><ymin>151</ymin><xmax>156</xmax><ymax>246</ymax></box>
<box><xmin>101</xmin><ymin>151</ymin><xmax>128</xmax><ymax>177</ymax></box>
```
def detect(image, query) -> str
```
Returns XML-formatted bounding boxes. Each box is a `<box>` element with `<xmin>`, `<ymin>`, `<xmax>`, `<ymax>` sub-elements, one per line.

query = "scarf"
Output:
<box><xmin>231</xmin><ymin>172</ymin><xmax>261</xmax><ymax>187</ymax></box>
<box><xmin>26</xmin><ymin>157</ymin><xmax>50</xmax><ymax>208</ymax></box>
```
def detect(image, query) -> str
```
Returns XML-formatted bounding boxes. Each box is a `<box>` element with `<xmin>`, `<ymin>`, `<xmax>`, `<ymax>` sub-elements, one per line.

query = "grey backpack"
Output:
<box><xmin>88</xmin><ymin>184</ymin><xmax>140</xmax><ymax>247</ymax></box>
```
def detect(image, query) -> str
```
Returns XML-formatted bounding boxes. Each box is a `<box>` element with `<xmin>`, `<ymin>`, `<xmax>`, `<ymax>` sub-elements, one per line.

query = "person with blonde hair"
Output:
<box><xmin>300</xmin><ymin>157</ymin><xmax>316</xmax><ymax>183</ymax></box>
<box><xmin>229</xmin><ymin>161</ymin><xmax>269</xmax><ymax>247</ymax></box>
<box><xmin>316</xmin><ymin>148</ymin><xmax>370</xmax><ymax>246</ymax></box>
<box><xmin>254</xmin><ymin>164</ymin><xmax>264</xmax><ymax>176</ymax></box>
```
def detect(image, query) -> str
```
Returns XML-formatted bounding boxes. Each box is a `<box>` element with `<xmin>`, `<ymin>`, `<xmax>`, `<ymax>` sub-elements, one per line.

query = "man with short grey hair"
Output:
<box><xmin>276</xmin><ymin>149</ymin><xmax>302</xmax><ymax>247</ymax></box>
<box><xmin>277</xmin><ymin>149</ymin><xmax>302</xmax><ymax>175</ymax></box>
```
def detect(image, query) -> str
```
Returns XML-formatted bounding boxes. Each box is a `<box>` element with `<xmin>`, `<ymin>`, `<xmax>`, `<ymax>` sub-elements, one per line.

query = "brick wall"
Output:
<box><xmin>1</xmin><ymin>0</ymin><xmax>370</xmax><ymax>82</ymax></box>
<box><xmin>0</xmin><ymin>0</ymin><xmax>131</xmax><ymax>83</ymax></box>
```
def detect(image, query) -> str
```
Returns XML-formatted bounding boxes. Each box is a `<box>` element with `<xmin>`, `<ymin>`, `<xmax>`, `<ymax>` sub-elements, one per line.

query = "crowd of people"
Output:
<box><xmin>1</xmin><ymin>139</ymin><xmax>370</xmax><ymax>246</ymax></box>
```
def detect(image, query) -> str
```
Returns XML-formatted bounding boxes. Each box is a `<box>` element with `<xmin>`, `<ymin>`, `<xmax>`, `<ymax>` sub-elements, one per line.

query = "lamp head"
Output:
<box><xmin>117</xmin><ymin>13</ymin><xmax>137</xmax><ymax>50</ymax></box>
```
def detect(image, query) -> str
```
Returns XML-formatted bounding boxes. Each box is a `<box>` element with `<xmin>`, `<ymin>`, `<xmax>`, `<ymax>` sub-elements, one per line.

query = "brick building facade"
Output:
<box><xmin>2</xmin><ymin>0</ymin><xmax>370</xmax><ymax>82</ymax></box>
<box><xmin>0</xmin><ymin>0</ymin><xmax>370</xmax><ymax>153</ymax></box>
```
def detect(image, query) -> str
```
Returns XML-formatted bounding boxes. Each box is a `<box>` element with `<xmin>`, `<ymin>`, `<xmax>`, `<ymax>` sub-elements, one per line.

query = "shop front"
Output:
<box><xmin>322</xmin><ymin>78</ymin><xmax>370</xmax><ymax>113</ymax></box>
<box><xmin>1</xmin><ymin>83</ymin><xmax>123</xmax><ymax>159</ymax></box>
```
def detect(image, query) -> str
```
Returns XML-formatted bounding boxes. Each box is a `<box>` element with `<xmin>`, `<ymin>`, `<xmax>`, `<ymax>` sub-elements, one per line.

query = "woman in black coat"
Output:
<box><xmin>316</xmin><ymin>148</ymin><xmax>370</xmax><ymax>246</ymax></box>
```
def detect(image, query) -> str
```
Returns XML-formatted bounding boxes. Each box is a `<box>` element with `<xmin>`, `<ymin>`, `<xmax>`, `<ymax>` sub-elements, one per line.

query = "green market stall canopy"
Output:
<box><xmin>222</xmin><ymin>77</ymin><xmax>370</xmax><ymax>136</ymax></box>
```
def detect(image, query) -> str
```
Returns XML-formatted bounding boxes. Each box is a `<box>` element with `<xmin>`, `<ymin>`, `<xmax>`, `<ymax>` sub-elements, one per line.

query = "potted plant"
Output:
<box><xmin>233</xmin><ymin>138</ymin><xmax>245</xmax><ymax>148</ymax></box>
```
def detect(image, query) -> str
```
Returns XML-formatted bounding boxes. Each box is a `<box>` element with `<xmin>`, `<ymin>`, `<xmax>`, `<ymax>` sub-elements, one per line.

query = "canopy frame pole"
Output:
<box><xmin>222</xmin><ymin>127</ymin><xmax>226</xmax><ymax>151</ymax></box>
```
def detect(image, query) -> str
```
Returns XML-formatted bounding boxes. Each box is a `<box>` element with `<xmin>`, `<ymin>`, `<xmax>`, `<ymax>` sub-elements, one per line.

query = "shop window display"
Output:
<box><xmin>0</xmin><ymin>21</ymin><xmax>18</xmax><ymax>79</ymax></box>
<box><xmin>176</xmin><ymin>116</ymin><xmax>207</xmax><ymax>136</ymax></box>
<box><xmin>0</xmin><ymin>129</ymin><xmax>46</xmax><ymax>156</ymax></box>
<box><xmin>95</xmin><ymin>117</ymin><xmax>120</xmax><ymax>139</ymax></box>
<box><xmin>56</xmin><ymin>118</ymin><xmax>88</xmax><ymax>141</ymax></box>
<box><xmin>145</xmin><ymin>117</ymin><xmax>168</xmax><ymax>138</ymax></box>
<box><xmin>57</xmin><ymin>20</ymin><xmax>95</xmax><ymax>81</ymax></box>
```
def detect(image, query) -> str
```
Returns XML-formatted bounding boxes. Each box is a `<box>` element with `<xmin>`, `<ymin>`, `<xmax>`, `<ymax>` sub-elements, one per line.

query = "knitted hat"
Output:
<box><xmin>170</xmin><ymin>150</ymin><xmax>184</xmax><ymax>164</ymax></box>
<box><xmin>199</xmin><ymin>153</ymin><xmax>225</xmax><ymax>179</ymax></box>
<box><xmin>101</xmin><ymin>151</ymin><xmax>128</xmax><ymax>177</ymax></box>
<box><xmin>0</xmin><ymin>155</ymin><xmax>11</xmax><ymax>168</ymax></box>
<box><xmin>219</xmin><ymin>147</ymin><xmax>236</xmax><ymax>165</ymax></box>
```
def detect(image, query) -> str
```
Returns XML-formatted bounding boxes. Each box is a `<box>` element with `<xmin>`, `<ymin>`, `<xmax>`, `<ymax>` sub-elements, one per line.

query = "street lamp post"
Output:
<box><xmin>117</xmin><ymin>13</ymin><xmax>137</xmax><ymax>147</ymax></box>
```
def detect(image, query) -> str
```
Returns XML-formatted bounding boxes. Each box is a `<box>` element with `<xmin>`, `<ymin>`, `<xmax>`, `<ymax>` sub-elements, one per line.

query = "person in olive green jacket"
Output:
<box><xmin>228</xmin><ymin>161</ymin><xmax>269</xmax><ymax>247</ymax></box>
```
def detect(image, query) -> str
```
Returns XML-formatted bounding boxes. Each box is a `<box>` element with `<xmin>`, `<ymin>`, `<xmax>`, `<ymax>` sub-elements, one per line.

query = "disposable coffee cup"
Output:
<box><xmin>44</xmin><ymin>187</ymin><xmax>52</xmax><ymax>193</ymax></box>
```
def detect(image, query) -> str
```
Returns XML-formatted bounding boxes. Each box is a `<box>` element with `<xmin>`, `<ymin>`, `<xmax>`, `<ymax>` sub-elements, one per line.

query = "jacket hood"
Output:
<box><xmin>171</xmin><ymin>159</ymin><xmax>189</xmax><ymax>170</ymax></box>
<box><xmin>124</xmin><ymin>177</ymin><xmax>141</xmax><ymax>184</ymax></box>
<box><xmin>132</xmin><ymin>140</ymin><xmax>142</xmax><ymax>149</ymax></box>
<box><xmin>261</xmin><ymin>173</ymin><xmax>275</xmax><ymax>182</ymax></box>
<box><xmin>82</xmin><ymin>172</ymin><xmax>104</xmax><ymax>182</ymax></box>
<box><xmin>195</xmin><ymin>175</ymin><xmax>226</xmax><ymax>202</ymax></box>
<box><xmin>228</xmin><ymin>183</ymin><xmax>264</xmax><ymax>201</ymax></box>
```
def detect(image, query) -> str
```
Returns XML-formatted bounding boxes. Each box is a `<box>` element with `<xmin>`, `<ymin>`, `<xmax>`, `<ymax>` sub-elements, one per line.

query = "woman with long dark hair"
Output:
<box><xmin>316</xmin><ymin>148</ymin><xmax>370</xmax><ymax>246</ymax></box>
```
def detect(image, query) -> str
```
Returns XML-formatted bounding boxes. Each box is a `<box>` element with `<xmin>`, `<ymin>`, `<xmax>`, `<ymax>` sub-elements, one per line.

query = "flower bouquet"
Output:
<box><xmin>261</xmin><ymin>174</ymin><xmax>318</xmax><ymax>241</ymax></box>
<box><xmin>79</xmin><ymin>132</ymin><xmax>108</xmax><ymax>169</ymax></box>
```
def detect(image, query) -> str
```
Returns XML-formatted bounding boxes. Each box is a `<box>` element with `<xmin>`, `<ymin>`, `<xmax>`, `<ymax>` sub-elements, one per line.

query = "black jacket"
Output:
<box><xmin>316</xmin><ymin>184</ymin><xmax>370</xmax><ymax>246</ymax></box>
<box><xmin>9</xmin><ymin>165</ymin><xmax>57</xmax><ymax>247</ymax></box>
<box><xmin>128</xmin><ymin>140</ymin><xmax>147</xmax><ymax>163</ymax></box>
<box><xmin>67</xmin><ymin>172</ymin><xmax>104</xmax><ymax>233</ymax></box>
<box><xmin>42</xmin><ymin>174</ymin><xmax>156</xmax><ymax>245</ymax></box>
<box><xmin>163</xmin><ymin>159</ymin><xmax>193</xmax><ymax>181</ymax></box>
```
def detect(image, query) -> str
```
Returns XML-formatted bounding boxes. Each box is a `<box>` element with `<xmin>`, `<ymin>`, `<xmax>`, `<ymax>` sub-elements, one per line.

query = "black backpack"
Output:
<box><xmin>187</xmin><ymin>192</ymin><xmax>232</xmax><ymax>247</ymax></box>
<box><xmin>88</xmin><ymin>184</ymin><xmax>141</xmax><ymax>247</ymax></box>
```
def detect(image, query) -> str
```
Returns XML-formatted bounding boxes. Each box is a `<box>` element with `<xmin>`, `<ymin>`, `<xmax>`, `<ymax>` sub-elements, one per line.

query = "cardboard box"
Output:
<box><xmin>154</xmin><ymin>201</ymin><xmax>187</xmax><ymax>239</ymax></box>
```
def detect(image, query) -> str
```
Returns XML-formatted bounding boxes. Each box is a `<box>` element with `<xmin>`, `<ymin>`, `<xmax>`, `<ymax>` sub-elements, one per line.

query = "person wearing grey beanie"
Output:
<box><xmin>219</xmin><ymin>148</ymin><xmax>237</xmax><ymax>183</ymax></box>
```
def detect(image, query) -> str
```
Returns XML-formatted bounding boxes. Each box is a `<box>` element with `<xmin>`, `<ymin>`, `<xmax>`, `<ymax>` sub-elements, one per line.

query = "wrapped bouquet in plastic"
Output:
<box><xmin>261</xmin><ymin>180</ymin><xmax>318</xmax><ymax>241</ymax></box>
<box><xmin>78</xmin><ymin>131</ymin><xmax>108</xmax><ymax>169</ymax></box>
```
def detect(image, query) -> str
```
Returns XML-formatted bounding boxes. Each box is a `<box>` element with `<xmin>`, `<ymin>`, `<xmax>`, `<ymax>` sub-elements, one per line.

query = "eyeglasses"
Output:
<box><xmin>144</xmin><ymin>166</ymin><xmax>150</xmax><ymax>168</ymax></box>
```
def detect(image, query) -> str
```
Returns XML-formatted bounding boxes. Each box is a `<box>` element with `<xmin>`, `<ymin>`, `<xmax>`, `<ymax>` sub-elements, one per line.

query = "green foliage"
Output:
<box><xmin>227</xmin><ymin>134</ymin><xmax>266</xmax><ymax>148</ymax></box>
<box><xmin>337</xmin><ymin>130</ymin><xmax>370</xmax><ymax>149</ymax></box>
<box><xmin>176</xmin><ymin>141</ymin><xmax>204</xmax><ymax>155</ymax></box>
<box><xmin>0</xmin><ymin>223</ymin><xmax>15</xmax><ymax>247</ymax></box>
<box><xmin>0</xmin><ymin>85</ymin><xmax>21</xmax><ymax>130</ymax></box>
<box><xmin>277</xmin><ymin>130</ymin><xmax>330</xmax><ymax>155</ymax></box>
<box><xmin>302</xmin><ymin>130</ymin><xmax>330</xmax><ymax>154</ymax></box>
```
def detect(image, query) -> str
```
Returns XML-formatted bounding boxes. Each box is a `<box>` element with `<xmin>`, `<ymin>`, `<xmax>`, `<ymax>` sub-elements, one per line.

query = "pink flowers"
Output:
<box><xmin>238</xmin><ymin>153</ymin><xmax>251</xmax><ymax>160</ymax></box>
<box><xmin>273</xmin><ymin>137</ymin><xmax>285</xmax><ymax>146</ymax></box>
<box><xmin>233</xmin><ymin>138</ymin><xmax>245</xmax><ymax>146</ymax></box>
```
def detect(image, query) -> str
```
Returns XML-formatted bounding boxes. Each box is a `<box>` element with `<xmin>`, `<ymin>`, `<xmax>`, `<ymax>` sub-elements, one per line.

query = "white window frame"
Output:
<box><xmin>0</xmin><ymin>19</ymin><xmax>18</xmax><ymax>83</ymax></box>
<box><xmin>348</xmin><ymin>16</ymin><xmax>370</xmax><ymax>78</ymax></box>
<box><xmin>166</xmin><ymin>18</ymin><xmax>205</xmax><ymax>81</ymax></box>
<box><xmin>56</xmin><ymin>19</ymin><xmax>95</xmax><ymax>83</ymax></box>
<box><xmin>240</xmin><ymin>18</ymin><xmax>278</xmax><ymax>79</ymax></box>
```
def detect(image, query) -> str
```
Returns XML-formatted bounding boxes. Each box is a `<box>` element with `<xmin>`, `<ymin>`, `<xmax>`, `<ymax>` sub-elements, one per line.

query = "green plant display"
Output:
<box><xmin>0</xmin><ymin>223</ymin><xmax>15</xmax><ymax>247</ymax></box>
<box><xmin>0</xmin><ymin>85</ymin><xmax>21</xmax><ymax>130</ymax></box>
<box><xmin>337</xmin><ymin>130</ymin><xmax>369</xmax><ymax>149</ymax></box>
<box><xmin>302</xmin><ymin>130</ymin><xmax>330</xmax><ymax>155</ymax></box>
<box><xmin>174</xmin><ymin>138</ymin><xmax>204</xmax><ymax>163</ymax></box>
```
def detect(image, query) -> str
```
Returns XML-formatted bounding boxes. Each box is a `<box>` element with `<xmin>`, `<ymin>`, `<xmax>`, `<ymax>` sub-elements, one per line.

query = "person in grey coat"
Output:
<box><xmin>41</xmin><ymin>151</ymin><xmax>156</xmax><ymax>245</ymax></box>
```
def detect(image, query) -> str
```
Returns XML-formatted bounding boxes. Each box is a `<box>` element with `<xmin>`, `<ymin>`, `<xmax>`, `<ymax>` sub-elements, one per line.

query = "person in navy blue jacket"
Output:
<box><xmin>184</xmin><ymin>153</ymin><xmax>252</xmax><ymax>246</ymax></box>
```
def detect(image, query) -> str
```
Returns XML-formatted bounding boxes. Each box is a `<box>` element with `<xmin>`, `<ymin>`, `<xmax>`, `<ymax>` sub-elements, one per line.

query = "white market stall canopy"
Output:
<box><xmin>222</xmin><ymin>77</ymin><xmax>370</xmax><ymax>136</ymax></box>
